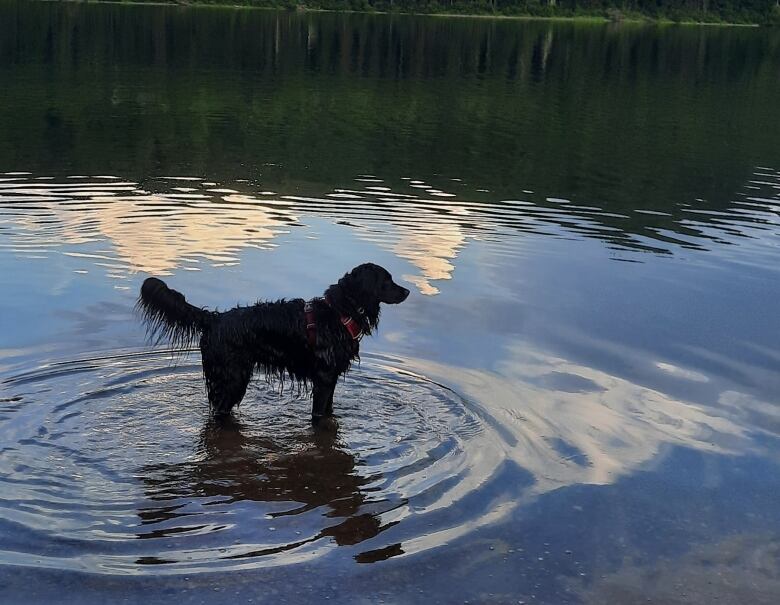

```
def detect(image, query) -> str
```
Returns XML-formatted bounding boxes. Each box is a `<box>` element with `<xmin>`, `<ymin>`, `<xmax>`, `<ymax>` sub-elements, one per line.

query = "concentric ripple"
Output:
<box><xmin>0</xmin><ymin>350</ymin><xmax>495</xmax><ymax>574</ymax></box>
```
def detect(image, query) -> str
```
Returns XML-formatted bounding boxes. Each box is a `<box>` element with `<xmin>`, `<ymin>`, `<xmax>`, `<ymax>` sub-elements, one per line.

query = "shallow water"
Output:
<box><xmin>1</xmin><ymin>2</ymin><xmax>780</xmax><ymax>604</ymax></box>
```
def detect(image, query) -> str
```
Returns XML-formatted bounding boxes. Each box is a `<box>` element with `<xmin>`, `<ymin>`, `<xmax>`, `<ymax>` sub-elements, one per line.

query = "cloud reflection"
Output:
<box><xmin>2</xmin><ymin>168</ymin><xmax>779</xmax><ymax>296</ymax></box>
<box><xmin>1</xmin><ymin>180</ymin><xmax>298</xmax><ymax>277</ymax></box>
<box><xmin>1</xmin><ymin>176</ymin><xmax>468</xmax><ymax>293</ymax></box>
<box><xmin>410</xmin><ymin>342</ymin><xmax>760</xmax><ymax>496</ymax></box>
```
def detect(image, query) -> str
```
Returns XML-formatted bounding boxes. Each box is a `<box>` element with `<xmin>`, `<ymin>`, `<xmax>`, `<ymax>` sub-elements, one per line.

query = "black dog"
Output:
<box><xmin>137</xmin><ymin>263</ymin><xmax>409</xmax><ymax>424</ymax></box>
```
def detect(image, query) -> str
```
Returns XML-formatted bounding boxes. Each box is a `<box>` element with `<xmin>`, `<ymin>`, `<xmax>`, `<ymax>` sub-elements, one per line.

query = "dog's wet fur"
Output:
<box><xmin>137</xmin><ymin>263</ymin><xmax>409</xmax><ymax>425</ymax></box>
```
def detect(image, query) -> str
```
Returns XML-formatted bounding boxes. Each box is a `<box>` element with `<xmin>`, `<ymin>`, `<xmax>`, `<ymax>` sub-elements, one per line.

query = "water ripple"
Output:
<box><xmin>0</xmin><ymin>350</ymin><xmax>501</xmax><ymax>574</ymax></box>
<box><xmin>1</xmin><ymin>169</ymin><xmax>779</xmax><ymax>296</ymax></box>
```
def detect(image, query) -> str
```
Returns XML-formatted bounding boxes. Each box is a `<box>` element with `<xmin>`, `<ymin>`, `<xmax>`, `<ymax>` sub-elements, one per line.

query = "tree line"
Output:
<box><xmin>110</xmin><ymin>0</ymin><xmax>780</xmax><ymax>26</ymax></box>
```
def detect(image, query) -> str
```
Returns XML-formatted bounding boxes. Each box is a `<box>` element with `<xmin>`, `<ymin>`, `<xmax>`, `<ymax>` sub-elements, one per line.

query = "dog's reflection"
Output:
<box><xmin>138</xmin><ymin>417</ymin><xmax>394</xmax><ymax>548</ymax></box>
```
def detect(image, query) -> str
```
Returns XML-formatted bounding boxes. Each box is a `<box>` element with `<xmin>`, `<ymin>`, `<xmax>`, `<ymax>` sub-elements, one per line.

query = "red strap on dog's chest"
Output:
<box><xmin>304</xmin><ymin>301</ymin><xmax>317</xmax><ymax>348</ymax></box>
<box><xmin>340</xmin><ymin>316</ymin><xmax>362</xmax><ymax>340</ymax></box>
<box><xmin>305</xmin><ymin>298</ymin><xmax>362</xmax><ymax>348</ymax></box>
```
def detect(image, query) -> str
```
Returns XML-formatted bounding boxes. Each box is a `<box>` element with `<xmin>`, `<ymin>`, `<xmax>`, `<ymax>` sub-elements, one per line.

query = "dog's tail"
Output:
<box><xmin>137</xmin><ymin>277</ymin><xmax>212</xmax><ymax>348</ymax></box>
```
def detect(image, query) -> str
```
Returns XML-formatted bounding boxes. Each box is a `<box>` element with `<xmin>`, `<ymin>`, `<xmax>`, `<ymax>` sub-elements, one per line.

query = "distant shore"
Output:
<box><xmin>47</xmin><ymin>1</ymin><xmax>778</xmax><ymax>27</ymax></box>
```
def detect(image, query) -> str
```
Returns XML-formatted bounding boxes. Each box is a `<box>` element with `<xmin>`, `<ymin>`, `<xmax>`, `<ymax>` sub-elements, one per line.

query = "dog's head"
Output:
<box><xmin>325</xmin><ymin>263</ymin><xmax>409</xmax><ymax>334</ymax></box>
<box><xmin>347</xmin><ymin>263</ymin><xmax>410</xmax><ymax>305</ymax></box>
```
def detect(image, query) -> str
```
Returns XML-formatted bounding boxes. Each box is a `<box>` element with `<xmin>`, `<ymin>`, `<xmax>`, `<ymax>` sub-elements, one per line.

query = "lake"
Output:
<box><xmin>1</xmin><ymin>1</ymin><xmax>779</xmax><ymax>603</ymax></box>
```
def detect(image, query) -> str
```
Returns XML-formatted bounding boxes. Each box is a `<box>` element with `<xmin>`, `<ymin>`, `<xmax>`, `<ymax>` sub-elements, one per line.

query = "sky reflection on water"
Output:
<box><xmin>1</xmin><ymin>3</ymin><xmax>780</xmax><ymax>603</ymax></box>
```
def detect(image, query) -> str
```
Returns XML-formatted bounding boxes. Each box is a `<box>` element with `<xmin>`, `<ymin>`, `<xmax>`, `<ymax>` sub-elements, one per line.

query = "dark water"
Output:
<box><xmin>1</xmin><ymin>2</ymin><xmax>780</xmax><ymax>603</ymax></box>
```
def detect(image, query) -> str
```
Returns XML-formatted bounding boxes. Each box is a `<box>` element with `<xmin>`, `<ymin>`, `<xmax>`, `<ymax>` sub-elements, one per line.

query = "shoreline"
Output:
<box><xmin>42</xmin><ymin>1</ymin><xmax>769</xmax><ymax>28</ymax></box>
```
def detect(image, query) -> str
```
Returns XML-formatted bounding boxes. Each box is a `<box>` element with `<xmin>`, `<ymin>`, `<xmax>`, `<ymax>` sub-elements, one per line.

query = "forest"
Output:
<box><xmin>102</xmin><ymin>0</ymin><xmax>780</xmax><ymax>26</ymax></box>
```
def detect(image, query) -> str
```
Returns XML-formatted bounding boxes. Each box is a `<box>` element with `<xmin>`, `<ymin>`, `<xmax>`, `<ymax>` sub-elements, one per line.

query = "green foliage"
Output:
<box><xmin>768</xmin><ymin>4</ymin><xmax>780</xmax><ymax>25</ymax></box>
<box><xmin>81</xmin><ymin>0</ymin><xmax>780</xmax><ymax>25</ymax></box>
<box><xmin>2</xmin><ymin>0</ymin><xmax>778</xmax><ymax>210</ymax></box>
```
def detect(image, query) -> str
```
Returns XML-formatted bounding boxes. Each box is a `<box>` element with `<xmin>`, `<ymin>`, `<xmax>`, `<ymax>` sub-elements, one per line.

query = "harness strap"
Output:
<box><xmin>340</xmin><ymin>316</ymin><xmax>362</xmax><ymax>340</ymax></box>
<box><xmin>304</xmin><ymin>300</ymin><xmax>317</xmax><ymax>349</ymax></box>
<box><xmin>304</xmin><ymin>298</ymin><xmax>363</xmax><ymax>349</ymax></box>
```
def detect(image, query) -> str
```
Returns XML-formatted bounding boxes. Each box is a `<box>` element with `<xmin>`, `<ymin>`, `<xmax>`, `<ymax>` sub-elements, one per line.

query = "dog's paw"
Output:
<box><xmin>312</xmin><ymin>415</ymin><xmax>339</xmax><ymax>432</ymax></box>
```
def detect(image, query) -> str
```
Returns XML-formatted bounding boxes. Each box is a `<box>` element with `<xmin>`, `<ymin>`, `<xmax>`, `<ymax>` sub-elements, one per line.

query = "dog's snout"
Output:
<box><xmin>390</xmin><ymin>285</ymin><xmax>410</xmax><ymax>304</ymax></box>
<box><xmin>383</xmin><ymin>282</ymin><xmax>410</xmax><ymax>304</ymax></box>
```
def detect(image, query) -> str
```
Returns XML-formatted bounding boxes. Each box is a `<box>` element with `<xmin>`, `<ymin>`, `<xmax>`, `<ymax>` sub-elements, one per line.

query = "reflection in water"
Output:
<box><xmin>139</xmin><ymin>416</ymin><xmax>392</xmax><ymax>559</ymax></box>
<box><xmin>412</xmin><ymin>343</ymin><xmax>758</xmax><ymax>497</ymax></box>
<box><xmin>2</xmin><ymin>3</ymin><xmax>779</xmax><ymax>242</ymax></box>
<box><xmin>1</xmin><ymin>3</ymin><xmax>780</xmax><ymax>600</ymax></box>
<box><xmin>0</xmin><ymin>178</ymin><xmax>298</xmax><ymax>277</ymax></box>
<box><xmin>395</xmin><ymin>226</ymin><xmax>463</xmax><ymax>296</ymax></box>
<box><xmin>2</xmin><ymin>168</ymin><xmax>780</xmax><ymax>296</ymax></box>
<box><xmin>0</xmin><ymin>352</ymin><xmax>483</xmax><ymax>573</ymax></box>
<box><xmin>0</xmin><ymin>341</ymin><xmax>773</xmax><ymax>578</ymax></box>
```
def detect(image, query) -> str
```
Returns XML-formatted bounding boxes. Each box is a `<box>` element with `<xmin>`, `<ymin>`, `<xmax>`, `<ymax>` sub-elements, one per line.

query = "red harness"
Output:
<box><xmin>305</xmin><ymin>298</ymin><xmax>362</xmax><ymax>349</ymax></box>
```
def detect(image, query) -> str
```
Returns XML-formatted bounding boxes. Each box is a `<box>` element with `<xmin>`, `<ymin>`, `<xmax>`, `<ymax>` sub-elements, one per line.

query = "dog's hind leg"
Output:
<box><xmin>311</xmin><ymin>372</ymin><xmax>337</xmax><ymax>425</ymax></box>
<box><xmin>202</xmin><ymin>350</ymin><xmax>253</xmax><ymax>416</ymax></box>
<box><xmin>324</xmin><ymin>389</ymin><xmax>335</xmax><ymax>417</ymax></box>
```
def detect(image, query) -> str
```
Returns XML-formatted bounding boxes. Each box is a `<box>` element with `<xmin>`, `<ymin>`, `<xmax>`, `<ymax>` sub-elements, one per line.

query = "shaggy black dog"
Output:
<box><xmin>137</xmin><ymin>263</ymin><xmax>409</xmax><ymax>425</ymax></box>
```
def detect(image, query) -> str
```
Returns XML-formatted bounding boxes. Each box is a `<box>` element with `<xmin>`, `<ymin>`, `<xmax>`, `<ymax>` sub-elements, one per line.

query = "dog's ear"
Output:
<box><xmin>324</xmin><ymin>279</ymin><xmax>345</xmax><ymax>308</ymax></box>
<box><xmin>323</xmin><ymin>265</ymin><xmax>384</xmax><ymax>333</ymax></box>
<box><xmin>324</xmin><ymin>269</ymin><xmax>365</xmax><ymax>311</ymax></box>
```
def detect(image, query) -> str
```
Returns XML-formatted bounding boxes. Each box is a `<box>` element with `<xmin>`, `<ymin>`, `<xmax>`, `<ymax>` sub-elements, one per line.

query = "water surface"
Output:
<box><xmin>1</xmin><ymin>2</ymin><xmax>780</xmax><ymax>603</ymax></box>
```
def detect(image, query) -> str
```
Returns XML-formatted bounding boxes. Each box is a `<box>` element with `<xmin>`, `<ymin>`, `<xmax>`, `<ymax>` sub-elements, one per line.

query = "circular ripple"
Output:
<box><xmin>0</xmin><ymin>350</ymin><xmax>491</xmax><ymax>574</ymax></box>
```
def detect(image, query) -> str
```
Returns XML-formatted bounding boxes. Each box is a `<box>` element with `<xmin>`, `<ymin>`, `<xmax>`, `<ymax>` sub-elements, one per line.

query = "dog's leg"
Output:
<box><xmin>311</xmin><ymin>373</ymin><xmax>337</xmax><ymax>425</ymax></box>
<box><xmin>202</xmin><ymin>349</ymin><xmax>253</xmax><ymax>416</ymax></box>
<box><xmin>324</xmin><ymin>385</ymin><xmax>336</xmax><ymax>417</ymax></box>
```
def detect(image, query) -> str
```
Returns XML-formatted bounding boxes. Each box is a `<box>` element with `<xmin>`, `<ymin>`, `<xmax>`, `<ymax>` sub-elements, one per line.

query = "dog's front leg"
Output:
<box><xmin>325</xmin><ymin>387</ymin><xmax>335</xmax><ymax>417</ymax></box>
<box><xmin>311</xmin><ymin>376</ymin><xmax>337</xmax><ymax>425</ymax></box>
